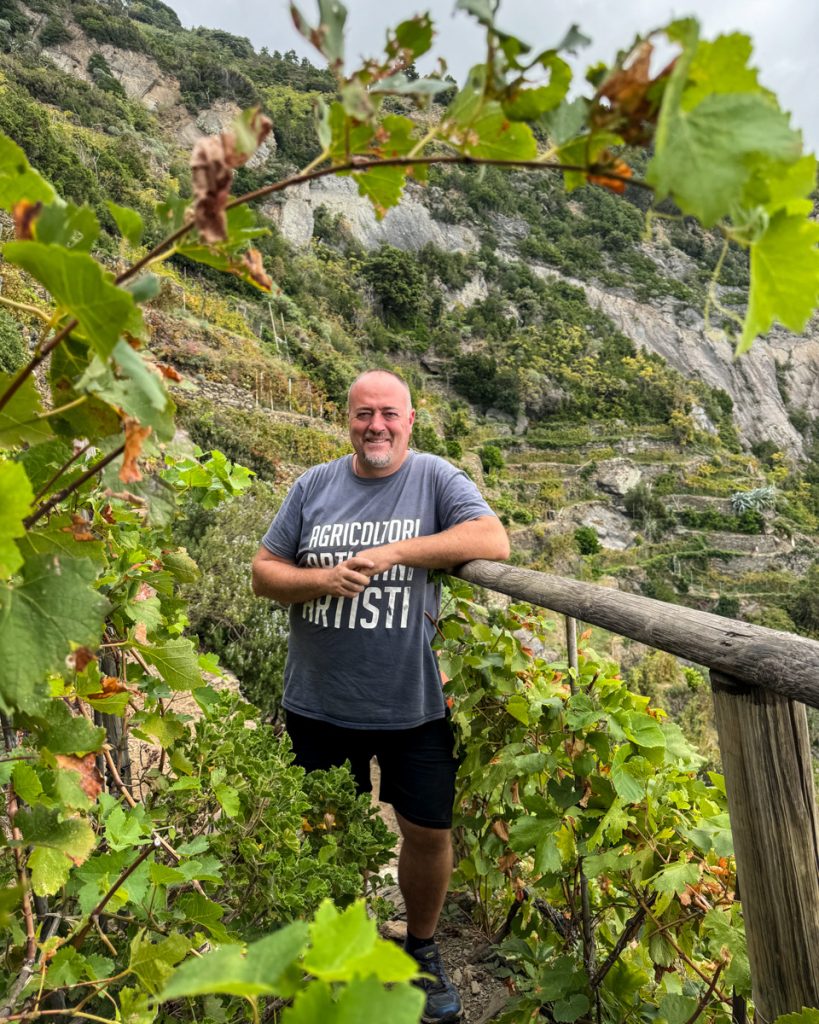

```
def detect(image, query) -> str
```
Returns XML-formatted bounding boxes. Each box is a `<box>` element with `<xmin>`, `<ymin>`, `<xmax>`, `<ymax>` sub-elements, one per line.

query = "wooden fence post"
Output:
<box><xmin>710</xmin><ymin>670</ymin><xmax>819</xmax><ymax>1020</ymax></box>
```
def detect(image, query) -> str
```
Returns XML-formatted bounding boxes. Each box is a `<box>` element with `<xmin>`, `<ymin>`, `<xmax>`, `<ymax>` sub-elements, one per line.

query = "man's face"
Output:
<box><xmin>348</xmin><ymin>373</ymin><xmax>416</xmax><ymax>477</ymax></box>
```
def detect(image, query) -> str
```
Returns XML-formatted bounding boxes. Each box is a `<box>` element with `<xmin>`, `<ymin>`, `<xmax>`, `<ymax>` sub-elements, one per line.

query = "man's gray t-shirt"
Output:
<box><xmin>261</xmin><ymin>451</ymin><xmax>495</xmax><ymax>729</ymax></box>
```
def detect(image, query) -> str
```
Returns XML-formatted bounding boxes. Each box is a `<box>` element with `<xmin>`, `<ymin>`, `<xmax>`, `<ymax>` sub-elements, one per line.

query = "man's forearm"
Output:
<box><xmin>251</xmin><ymin>559</ymin><xmax>333</xmax><ymax>604</ymax></box>
<box><xmin>363</xmin><ymin>517</ymin><xmax>510</xmax><ymax>574</ymax></box>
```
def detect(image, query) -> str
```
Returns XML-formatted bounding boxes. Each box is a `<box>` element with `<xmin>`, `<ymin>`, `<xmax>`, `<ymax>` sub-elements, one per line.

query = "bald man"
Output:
<box><xmin>253</xmin><ymin>370</ymin><xmax>509</xmax><ymax>1022</ymax></box>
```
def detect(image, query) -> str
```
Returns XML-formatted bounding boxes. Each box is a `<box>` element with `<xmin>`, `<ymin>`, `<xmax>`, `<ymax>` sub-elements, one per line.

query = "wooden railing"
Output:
<box><xmin>454</xmin><ymin>560</ymin><xmax>819</xmax><ymax>1021</ymax></box>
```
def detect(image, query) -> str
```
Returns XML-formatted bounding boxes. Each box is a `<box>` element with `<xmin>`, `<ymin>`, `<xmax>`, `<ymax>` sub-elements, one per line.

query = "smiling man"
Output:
<box><xmin>252</xmin><ymin>369</ymin><xmax>509</xmax><ymax>1023</ymax></box>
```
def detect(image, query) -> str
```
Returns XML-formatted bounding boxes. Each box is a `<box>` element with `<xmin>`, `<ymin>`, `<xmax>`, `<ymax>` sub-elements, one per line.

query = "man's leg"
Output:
<box><xmin>394</xmin><ymin>811</ymin><xmax>453</xmax><ymax>940</ymax></box>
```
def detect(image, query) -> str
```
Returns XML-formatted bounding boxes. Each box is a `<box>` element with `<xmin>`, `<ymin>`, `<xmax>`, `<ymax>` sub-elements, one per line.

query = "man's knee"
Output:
<box><xmin>396</xmin><ymin>811</ymin><xmax>453</xmax><ymax>854</ymax></box>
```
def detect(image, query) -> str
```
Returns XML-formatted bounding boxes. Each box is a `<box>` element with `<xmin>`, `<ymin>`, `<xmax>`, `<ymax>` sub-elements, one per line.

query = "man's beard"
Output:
<box><xmin>360</xmin><ymin>437</ymin><xmax>393</xmax><ymax>468</ymax></box>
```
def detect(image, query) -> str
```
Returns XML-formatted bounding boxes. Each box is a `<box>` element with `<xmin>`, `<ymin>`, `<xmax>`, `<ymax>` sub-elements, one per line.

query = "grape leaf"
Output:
<box><xmin>333</xmin><ymin>976</ymin><xmax>425</xmax><ymax>1024</ymax></box>
<box><xmin>353</xmin><ymin>166</ymin><xmax>407</xmax><ymax>218</ymax></box>
<box><xmin>0</xmin><ymin>133</ymin><xmax>55</xmax><ymax>209</ymax></box>
<box><xmin>3</xmin><ymin>242</ymin><xmax>139</xmax><ymax>359</ymax></box>
<box><xmin>35</xmin><ymin>202</ymin><xmax>100</xmax><ymax>253</ymax></box>
<box><xmin>134</xmin><ymin>638</ymin><xmax>202</xmax><ymax>690</ymax></box>
<box><xmin>290</xmin><ymin>0</ymin><xmax>346</xmax><ymax>72</ymax></box>
<box><xmin>553</xmin><ymin>993</ymin><xmax>590</xmax><ymax>1023</ymax></box>
<box><xmin>0</xmin><ymin>555</ymin><xmax>108</xmax><ymax>714</ymax></box>
<box><xmin>458</xmin><ymin>103</ymin><xmax>538</xmax><ymax>161</ymax></box>
<box><xmin>135</xmin><ymin>711</ymin><xmax>185</xmax><ymax>749</ymax></box>
<box><xmin>738</xmin><ymin>211</ymin><xmax>819</xmax><ymax>354</ymax></box>
<box><xmin>18</xmin><ymin>699</ymin><xmax>105</xmax><ymax>756</ymax></box>
<box><xmin>15</xmin><ymin>806</ymin><xmax>96</xmax><ymax>895</ymax></box>
<box><xmin>129</xmin><ymin>930</ymin><xmax>192</xmax><ymax>995</ymax></box>
<box><xmin>106</xmin><ymin>201</ymin><xmax>144</xmax><ymax>245</ymax></box>
<box><xmin>611</xmin><ymin>754</ymin><xmax>651</xmax><ymax>803</ymax></box>
<box><xmin>660</xmin><ymin>994</ymin><xmax>699</xmax><ymax>1024</ymax></box>
<box><xmin>0</xmin><ymin>374</ymin><xmax>54</xmax><ymax>447</ymax></box>
<box><xmin>159</xmin><ymin>921</ymin><xmax>309</xmax><ymax>999</ymax></box>
<box><xmin>388</xmin><ymin>14</ymin><xmax>433</xmax><ymax>62</ymax></box>
<box><xmin>502</xmin><ymin>56</ymin><xmax>571</xmax><ymax>121</ymax></box>
<box><xmin>682</xmin><ymin>33</ymin><xmax>767</xmax><ymax>111</ymax></box>
<box><xmin>17</xmin><ymin>515</ymin><xmax>106</xmax><ymax>566</ymax></box>
<box><xmin>647</xmin><ymin>93</ymin><xmax>802</xmax><ymax>226</ymax></box>
<box><xmin>509</xmin><ymin>814</ymin><xmax>559</xmax><ymax>852</ymax></box>
<box><xmin>649</xmin><ymin>857</ymin><xmax>699</xmax><ymax>894</ymax></box>
<box><xmin>0</xmin><ymin>461</ymin><xmax>33</xmax><ymax>579</ymax></box>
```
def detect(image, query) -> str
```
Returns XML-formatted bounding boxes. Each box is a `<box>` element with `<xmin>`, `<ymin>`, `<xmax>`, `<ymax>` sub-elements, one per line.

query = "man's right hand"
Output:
<box><xmin>324</xmin><ymin>556</ymin><xmax>376</xmax><ymax>597</ymax></box>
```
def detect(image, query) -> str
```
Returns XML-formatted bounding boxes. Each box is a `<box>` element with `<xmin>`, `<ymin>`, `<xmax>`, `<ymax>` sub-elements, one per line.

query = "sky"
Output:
<box><xmin>167</xmin><ymin>0</ymin><xmax>819</xmax><ymax>151</ymax></box>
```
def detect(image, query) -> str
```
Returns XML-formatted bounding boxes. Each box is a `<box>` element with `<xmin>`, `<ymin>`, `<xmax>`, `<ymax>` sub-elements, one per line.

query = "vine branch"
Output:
<box><xmin>23</xmin><ymin>443</ymin><xmax>126</xmax><ymax>529</ymax></box>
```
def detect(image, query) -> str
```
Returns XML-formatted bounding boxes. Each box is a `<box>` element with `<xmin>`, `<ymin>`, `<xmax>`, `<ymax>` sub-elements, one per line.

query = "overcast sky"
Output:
<box><xmin>167</xmin><ymin>0</ymin><xmax>819</xmax><ymax>151</ymax></box>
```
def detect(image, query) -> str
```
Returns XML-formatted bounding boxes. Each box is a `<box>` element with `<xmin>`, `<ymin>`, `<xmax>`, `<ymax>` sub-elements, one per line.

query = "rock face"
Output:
<box><xmin>594</xmin><ymin>458</ymin><xmax>642</xmax><ymax>498</ymax></box>
<box><xmin>562</xmin><ymin>502</ymin><xmax>636</xmax><ymax>550</ymax></box>
<box><xmin>266</xmin><ymin>177</ymin><xmax>479</xmax><ymax>253</ymax></box>
<box><xmin>528</xmin><ymin>264</ymin><xmax>814</xmax><ymax>458</ymax></box>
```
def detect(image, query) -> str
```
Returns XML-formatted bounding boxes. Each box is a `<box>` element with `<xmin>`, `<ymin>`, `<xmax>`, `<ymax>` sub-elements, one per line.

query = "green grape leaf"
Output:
<box><xmin>683</xmin><ymin>33</ymin><xmax>766</xmax><ymax>111</ymax></box>
<box><xmin>370</xmin><ymin>73</ymin><xmax>451</xmax><ymax>98</ymax></box>
<box><xmin>16</xmin><ymin>514</ymin><xmax>106</xmax><ymax>565</ymax></box>
<box><xmin>0</xmin><ymin>460</ymin><xmax>33</xmax><ymax>579</ymax></box>
<box><xmin>759</xmin><ymin>154</ymin><xmax>818</xmax><ymax>215</ymax></box>
<box><xmin>12</xmin><ymin>762</ymin><xmax>44</xmax><ymax>805</ymax></box>
<box><xmin>0</xmin><ymin>133</ymin><xmax>55</xmax><ymax>209</ymax></box>
<box><xmin>587</xmin><ymin>799</ymin><xmax>630</xmax><ymax>850</ymax></box>
<box><xmin>502</xmin><ymin>56</ymin><xmax>571</xmax><ymax>121</ymax></box>
<box><xmin>457</xmin><ymin>103</ymin><xmax>538</xmax><ymax>161</ymax></box>
<box><xmin>129</xmin><ymin>930</ymin><xmax>192</xmax><ymax>995</ymax></box>
<box><xmin>4</xmin><ymin>242</ymin><xmax>140</xmax><ymax>359</ymax></box>
<box><xmin>622</xmin><ymin>712</ymin><xmax>665</xmax><ymax>749</ymax></box>
<box><xmin>173</xmin><ymin>892</ymin><xmax>232</xmax><ymax>944</ymax></box>
<box><xmin>44</xmin><ymin>947</ymin><xmax>91</xmax><ymax>988</ymax></box>
<box><xmin>162</xmin><ymin>550</ymin><xmax>200</xmax><ymax>583</ymax></box>
<box><xmin>15</xmin><ymin>806</ymin><xmax>96</xmax><ymax>895</ymax></box>
<box><xmin>159</xmin><ymin>921</ymin><xmax>309</xmax><ymax>999</ymax></box>
<box><xmin>542</xmin><ymin>97</ymin><xmax>588</xmax><ymax>146</ymax></box>
<box><xmin>353</xmin><ymin>166</ymin><xmax>407</xmax><ymax>219</ymax></box>
<box><xmin>106</xmin><ymin>201</ymin><xmax>144</xmax><ymax>245</ymax></box>
<box><xmin>290</xmin><ymin>0</ymin><xmax>346</xmax><ymax>72</ymax></box>
<box><xmin>534</xmin><ymin>834</ymin><xmax>562</xmax><ymax>874</ymax></box>
<box><xmin>75</xmin><ymin>849</ymin><xmax>152</xmax><ymax>915</ymax></box>
<box><xmin>333</xmin><ymin>975</ymin><xmax>425</xmax><ymax>1024</ymax></box>
<box><xmin>738</xmin><ymin>211</ymin><xmax>819</xmax><ymax>354</ymax></box>
<box><xmin>611</xmin><ymin>755</ymin><xmax>651</xmax><ymax>803</ymax></box>
<box><xmin>683</xmin><ymin>813</ymin><xmax>734</xmax><ymax>857</ymax></box>
<box><xmin>34</xmin><ymin>202</ymin><xmax>100</xmax><ymax>253</ymax></box>
<box><xmin>0</xmin><ymin>374</ymin><xmax>54</xmax><ymax>447</ymax></box>
<box><xmin>14</xmin><ymin>439</ymin><xmax>73</xmax><ymax>496</ymax></box>
<box><xmin>649</xmin><ymin>857</ymin><xmax>699</xmax><ymax>894</ymax></box>
<box><xmin>0</xmin><ymin>555</ymin><xmax>108</xmax><ymax>714</ymax></box>
<box><xmin>565</xmin><ymin>692</ymin><xmax>601</xmax><ymax>730</ymax></box>
<box><xmin>104</xmin><ymin>805</ymin><xmax>152</xmax><ymax>852</ymax></box>
<box><xmin>283</xmin><ymin>982</ymin><xmax>334</xmax><ymax>1023</ymax></box>
<box><xmin>553</xmin><ymin>993</ymin><xmax>590</xmax><ymax>1023</ymax></box>
<box><xmin>388</xmin><ymin>14</ymin><xmax>433</xmax><ymax>62</ymax></box>
<box><xmin>118</xmin><ymin>987</ymin><xmax>154</xmax><ymax>1024</ymax></box>
<box><xmin>123</xmin><ymin>274</ymin><xmax>161</xmax><ymax>305</ymax></box>
<box><xmin>300</xmin><ymin>901</ymin><xmax>417</xmax><ymax>983</ymax></box>
<box><xmin>134</xmin><ymin>638</ymin><xmax>202</xmax><ymax>690</ymax></box>
<box><xmin>774</xmin><ymin>1014</ymin><xmax>819</xmax><ymax>1024</ymax></box>
<box><xmin>536</xmin><ymin>958</ymin><xmax>576</xmax><ymax>1000</ymax></box>
<box><xmin>135</xmin><ymin>711</ymin><xmax>185</xmax><ymax>749</ymax></box>
<box><xmin>48</xmin><ymin>338</ymin><xmax>121</xmax><ymax>441</ymax></box>
<box><xmin>214</xmin><ymin>783</ymin><xmax>240</xmax><ymax>817</ymax></box>
<box><xmin>659</xmin><ymin>994</ymin><xmax>699</xmax><ymax>1024</ymax></box>
<box><xmin>508</xmin><ymin>813</ymin><xmax>559</xmax><ymax>853</ymax></box>
<box><xmin>18</xmin><ymin>696</ymin><xmax>106</xmax><ymax>756</ymax></box>
<box><xmin>326</xmin><ymin>102</ymin><xmax>377</xmax><ymax>162</ymax></box>
<box><xmin>647</xmin><ymin>93</ymin><xmax>802</xmax><ymax>226</ymax></box>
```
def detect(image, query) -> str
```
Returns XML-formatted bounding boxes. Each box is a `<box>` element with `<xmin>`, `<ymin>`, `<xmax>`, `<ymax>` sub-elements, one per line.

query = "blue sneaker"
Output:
<box><xmin>411</xmin><ymin>942</ymin><xmax>463</xmax><ymax>1023</ymax></box>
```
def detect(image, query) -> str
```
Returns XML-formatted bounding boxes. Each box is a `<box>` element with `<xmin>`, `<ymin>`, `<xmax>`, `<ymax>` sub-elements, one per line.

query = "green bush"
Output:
<box><xmin>479</xmin><ymin>443</ymin><xmax>505</xmax><ymax>474</ymax></box>
<box><xmin>574</xmin><ymin>525</ymin><xmax>601</xmax><ymax>555</ymax></box>
<box><xmin>714</xmin><ymin>595</ymin><xmax>741</xmax><ymax>619</ymax></box>
<box><xmin>39</xmin><ymin>16</ymin><xmax>72</xmax><ymax>46</ymax></box>
<box><xmin>0</xmin><ymin>309</ymin><xmax>26</xmax><ymax>373</ymax></box>
<box><xmin>361</xmin><ymin>245</ymin><xmax>427</xmax><ymax>326</ymax></box>
<box><xmin>175</xmin><ymin>481</ymin><xmax>290</xmax><ymax>719</ymax></box>
<box><xmin>412</xmin><ymin>408</ymin><xmax>446</xmax><ymax>456</ymax></box>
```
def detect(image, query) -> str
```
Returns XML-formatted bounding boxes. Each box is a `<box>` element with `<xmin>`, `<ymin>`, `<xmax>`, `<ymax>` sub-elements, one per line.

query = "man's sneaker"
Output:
<box><xmin>410</xmin><ymin>942</ymin><xmax>463</xmax><ymax>1023</ymax></box>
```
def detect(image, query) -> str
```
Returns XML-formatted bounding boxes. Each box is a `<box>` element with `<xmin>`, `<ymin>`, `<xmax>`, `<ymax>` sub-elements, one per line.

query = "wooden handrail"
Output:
<box><xmin>454</xmin><ymin>560</ymin><xmax>819</xmax><ymax>708</ymax></box>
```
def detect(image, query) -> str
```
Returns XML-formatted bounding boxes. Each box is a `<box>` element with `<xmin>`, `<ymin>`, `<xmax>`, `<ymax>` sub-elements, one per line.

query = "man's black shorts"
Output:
<box><xmin>285</xmin><ymin>710</ymin><xmax>459</xmax><ymax>829</ymax></box>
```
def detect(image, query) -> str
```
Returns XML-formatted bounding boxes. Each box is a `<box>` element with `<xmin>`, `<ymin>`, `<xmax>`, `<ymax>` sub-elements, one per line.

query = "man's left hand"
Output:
<box><xmin>357</xmin><ymin>544</ymin><xmax>401</xmax><ymax>577</ymax></box>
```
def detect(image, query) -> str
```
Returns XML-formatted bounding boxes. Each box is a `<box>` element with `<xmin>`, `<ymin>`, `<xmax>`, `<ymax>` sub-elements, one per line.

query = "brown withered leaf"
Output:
<box><xmin>588</xmin><ymin>157</ymin><xmax>634</xmax><ymax>195</ymax></box>
<box><xmin>55</xmin><ymin>753</ymin><xmax>103</xmax><ymax>801</ymax></box>
<box><xmin>67</xmin><ymin>647</ymin><xmax>96</xmax><ymax>673</ymax></box>
<box><xmin>491</xmin><ymin>819</ymin><xmax>510</xmax><ymax>843</ymax></box>
<box><xmin>190</xmin><ymin>112</ymin><xmax>272</xmax><ymax>244</ymax></box>
<box><xmin>61</xmin><ymin>514</ymin><xmax>96</xmax><ymax>542</ymax></box>
<box><xmin>498</xmin><ymin>851</ymin><xmax>519</xmax><ymax>874</ymax></box>
<box><xmin>578</xmin><ymin>778</ymin><xmax>593</xmax><ymax>809</ymax></box>
<box><xmin>119</xmin><ymin>418</ymin><xmax>152</xmax><ymax>484</ymax></box>
<box><xmin>157</xmin><ymin>362</ymin><xmax>182</xmax><ymax>382</ymax></box>
<box><xmin>594</xmin><ymin>41</ymin><xmax>677</xmax><ymax>143</ymax></box>
<box><xmin>241</xmin><ymin>248</ymin><xmax>273</xmax><ymax>291</ymax></box>
<box><xmin>13</xmin><ymin>200</ymin><xmax>42</xmax><ymax>240</ymax></box>
<box><xmin>86</xmin><ymin>676</ymin><xmax>129</xmax><ymax>700</ymax></box>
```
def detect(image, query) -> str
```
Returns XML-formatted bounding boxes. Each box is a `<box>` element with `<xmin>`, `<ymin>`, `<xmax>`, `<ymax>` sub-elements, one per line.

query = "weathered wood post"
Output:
<box><xmin>710</xmin><ymin>671</ymin><xmax>819</xmax><ymax>1018</ymax></box>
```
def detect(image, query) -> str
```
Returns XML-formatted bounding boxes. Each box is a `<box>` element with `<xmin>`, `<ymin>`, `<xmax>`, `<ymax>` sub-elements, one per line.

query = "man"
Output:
<box><xmin>252</xmin><ymin>369</ymin><xmax>509</xmax><ymax>1023</ymax></box>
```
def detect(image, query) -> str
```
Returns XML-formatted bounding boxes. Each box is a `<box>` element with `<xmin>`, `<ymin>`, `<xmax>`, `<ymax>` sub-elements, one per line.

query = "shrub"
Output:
<box><xmin>714</xmin><ymin>595</ymin><xmax>741</xmax><ymax>619</ymax></box>
<box><xmin>574</xmin><ymin>525</ymin><xmax>601</xmax><ymax>555</ymax></box>
<box><xmin>0</xmin><ymin>309</ymin><xmax>26</xmax><ymax>373</ymax></box>
<box><xmin>361</xmin><ymin>245</ymin><xmax>427</xmax><ymax>326</ymax></box>
<box><xmin>412</xmin><ymin>409</ymin><xmax>446</xmax><ymax>456</ymax></box>
<box><xmin>175</xmin><ymin>481</ymin><xmax>290</xmax><ymax>719</ymax></box>
<box><xmin>479</xmin><ymin>443</ymin><xmax>505</xmax><ymax>474</ymax></box>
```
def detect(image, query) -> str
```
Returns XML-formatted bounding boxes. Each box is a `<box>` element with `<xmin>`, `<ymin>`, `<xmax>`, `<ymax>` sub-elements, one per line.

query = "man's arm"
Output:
<box><xmin>251</xmin><ymin>547</ymin><xmax>376</xmax><ymax>605</ymax></box>
<box><xmin>358</xmin><ymin>515</ymin><xmax>509</xmax><ymax>577</ymax></box>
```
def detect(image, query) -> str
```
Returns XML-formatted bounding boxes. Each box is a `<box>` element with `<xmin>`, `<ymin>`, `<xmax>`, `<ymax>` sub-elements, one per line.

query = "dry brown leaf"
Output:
<box><xmin>498</xmin><ymin>851</ymin><xmax>519</xmax><ymax>874</ymax></box>
<box><xmin>157</xmin><ymin>362</ymin><xmax>182</xmax><ymax>382</ymax></box>
<box><xmin>241</xmin><ymin>248</ymin><xmax>273</xmax><ymax>291</ymax></box>
<box><xmin>55</xmin><ymin>753</ymin><xmax>103</xmax><ymax>802</ymax></box>
<box><xmin>119</xmin><ymin>418</ymin><xmax>152</xmax><ymax>483</ymax></box>
<box><xmin>190</xmin><ymin>113</ymin><xmax>272</xmax><ymax>244</ymax></box>
<box><xmin>578</xmin><ymin>778</ymin><xmax>593</xmax><ymax>809</ymax></box>
<box><xmin>13</xmin><ymin>200</ymin><xmax>42</xmax><ymax>240</ymax></box>
<box><xmin>66</xmin><ymin>647</ymin><xmax>96</xmax><ymax>673</ymax></box>
<box><xmin>491</xmin><ymin>819</ymin><xmax>510</xmax><ymax>843</ymax></box>
<box><xmin>588</xmin><ymin>157</ymin><xmax>634</xmax><ymax>195</ymax></box>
